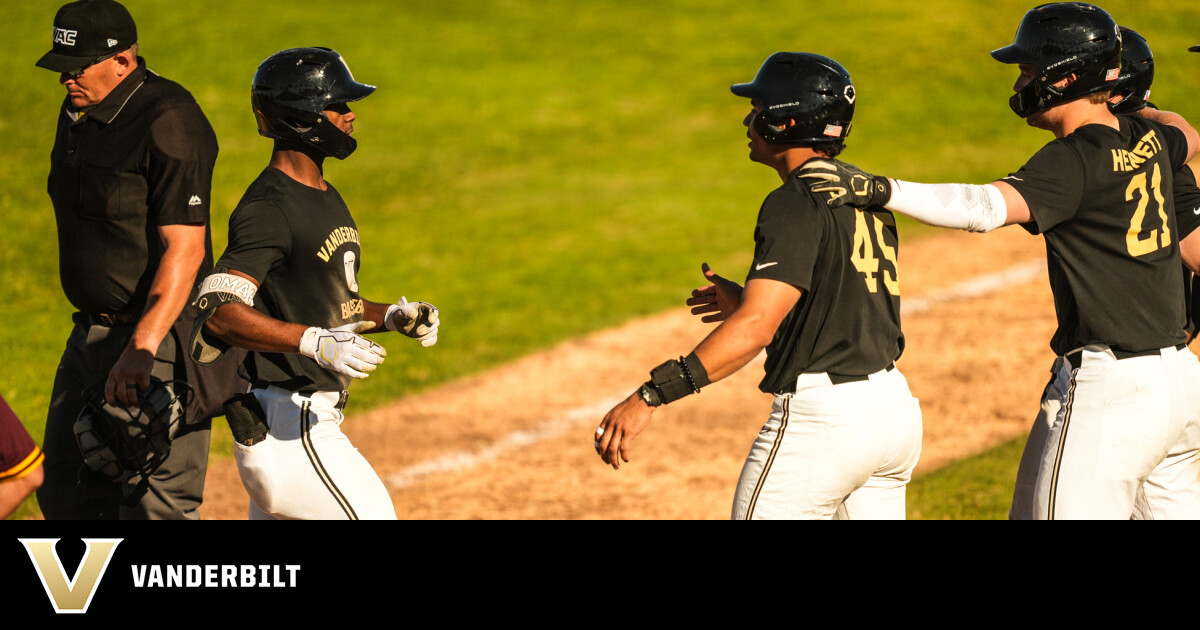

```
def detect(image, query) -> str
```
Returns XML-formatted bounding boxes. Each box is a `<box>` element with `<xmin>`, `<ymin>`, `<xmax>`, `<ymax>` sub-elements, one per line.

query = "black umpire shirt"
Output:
<box><xmin>47</xmin><ymin>58</ymin><xmax>218</xmax><ymax>316</ymax></box>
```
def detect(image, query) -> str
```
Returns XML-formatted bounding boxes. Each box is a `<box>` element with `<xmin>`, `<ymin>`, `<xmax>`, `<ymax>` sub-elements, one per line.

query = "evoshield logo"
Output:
<box><xmin>20</xmin><ymin>538</ymin><xmax>122</xmax><ymax>614</ymax></box>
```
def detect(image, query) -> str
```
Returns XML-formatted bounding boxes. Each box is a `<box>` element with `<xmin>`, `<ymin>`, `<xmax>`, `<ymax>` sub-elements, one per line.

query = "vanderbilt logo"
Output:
<box><xmin>20</xmin><ymin>538</ymin><xmax>122</xmax><ymax>614</ymax></box>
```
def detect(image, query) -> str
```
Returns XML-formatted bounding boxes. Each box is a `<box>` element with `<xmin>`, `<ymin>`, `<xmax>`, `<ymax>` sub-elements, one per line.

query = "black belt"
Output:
<box><xmin>86</xmin><ymin>311</ymin><xmax>140</xmax><ymax>327</ymax></box>
<box><xmin>827</xmin><ymin>362</ymin><xmax>896</xmax><ymax>385</ymax></box>
<box><xmin>297</xmin><ymin>389</ymin><xmax>350</xmax><ymax>410</ymax></box>
<box><xmin>1065</xmin><ymin>344</ymin><xmax>1187</xmax><ymax>371</ymax></box>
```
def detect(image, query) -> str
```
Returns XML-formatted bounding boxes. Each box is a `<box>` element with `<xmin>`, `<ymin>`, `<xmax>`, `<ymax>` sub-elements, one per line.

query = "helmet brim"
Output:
<box><xmin>990</xmin><ymin>44</ymin><xmax>1032</xmax><ymax>65</ymax></box>
<box><xmin>338</xmin><ymin>81</ymin><xmax>377</xmax><ymax>104</ymax></box>
<box><xmin>730</xmin><ymin>82</ymin><xmax>757</xmax><ymax>98</ymax></box>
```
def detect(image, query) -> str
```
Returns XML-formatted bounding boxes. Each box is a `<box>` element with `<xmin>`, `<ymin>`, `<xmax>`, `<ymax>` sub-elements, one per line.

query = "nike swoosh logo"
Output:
<box><xmin>1193</xmin><ymin>206</ymin><xmax>1200</xmax><ymax>215</ymax></box>
<box><xmin>755</xmin><ymin>262</ymin><xmax>778</xmax><ymax>271</ymax></box>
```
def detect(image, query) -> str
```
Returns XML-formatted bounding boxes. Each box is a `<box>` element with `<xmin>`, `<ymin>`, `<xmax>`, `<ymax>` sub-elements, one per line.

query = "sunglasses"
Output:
<box><xmin>62</xmin><ymin>52</ymin><xmax>122</xmax><ymax>80</ymax></box>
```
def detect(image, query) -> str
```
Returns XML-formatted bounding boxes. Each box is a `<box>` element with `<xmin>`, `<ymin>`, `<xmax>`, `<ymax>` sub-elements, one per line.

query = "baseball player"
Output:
<box><xmin>0</xmin><ymin>394</ymin><xmax>44</xmax><ymax>519</ymax></box>
<box><xmin>1005</xmin><ymin>25</ymin><xmax>1200</xmax><ymax>519</ymax></box>
<box><xmin>1188</xmin><ymin>43</ymin><xmax>1200</xmax><ymax>343</ymax></box>
<box><xmin>594</xmin><ymin>52</ymin><xmax>923</xmax><ymax>520</ymax></box>
<box><xmin>799</xmin><ymin>3</ymin><xmax>1200</xmax><ymax>519</ymax></box>
<box><xmin>190</xmin><ymin>48</ymin><xmax>439</xmax><ymax>520</ymax></box>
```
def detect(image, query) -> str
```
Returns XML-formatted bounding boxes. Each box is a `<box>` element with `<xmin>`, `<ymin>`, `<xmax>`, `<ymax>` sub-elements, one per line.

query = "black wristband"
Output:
<box><xmin>647</xmin><ymin>354</ymin><xmax>711</xmax><ymax>405</ymax></box>
<box><xmin>682</xmin><ymin>352</ymin><xmax>711</xmax><ymax>390</ymax></box>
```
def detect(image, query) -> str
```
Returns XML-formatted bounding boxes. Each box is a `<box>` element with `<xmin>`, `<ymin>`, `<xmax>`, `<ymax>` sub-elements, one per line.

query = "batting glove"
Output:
<box><xmin>385</xmin><ymin>296</ymin><xmax>439</xmax><ymax>347</ymax></box>
<box><xmin>796</xmin><ymin>158</ymin><xmax>893</xmax><ymax>209</ymax></box>
<box><xmin>299</xmin><ymin>321</ymin><xmax>387</xmax><ymax>379</ymax></box>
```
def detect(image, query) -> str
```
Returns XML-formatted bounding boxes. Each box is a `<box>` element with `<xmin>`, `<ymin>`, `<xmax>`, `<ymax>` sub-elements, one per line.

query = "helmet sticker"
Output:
<box><xmin>844</xmin><ymin>85</ymin><xmax>856</xmax><ymax>105</ymax></box>
<box><xmin>823</xmin><ymin>124</ymin><xmax>844</xmax><ymax>137</ymax></box>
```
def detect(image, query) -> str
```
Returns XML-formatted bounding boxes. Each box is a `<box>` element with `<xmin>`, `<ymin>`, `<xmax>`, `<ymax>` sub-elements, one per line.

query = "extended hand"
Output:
<box><xmin>686</xmin><ymin>263</ymin><xmax>743</xmax><ymax>323</ymax></box>
<box><xmin>594</xmin><ymin>391</ymin><xmax>655</xmax><ymax>470</ymax></box>
<box><xmin>387</xmin><ymin>297</ymin><xmax>439</xmax><ymax>347</ymax></box>
<box><xmin>796</xmin><ymin>158</ymin><xmax>892</xmax><ymax>209</ymax></box>
<box><xmin>299</xmin><ymin>321</ymin><xmax>387</xmax><ymax>379</ymax></box>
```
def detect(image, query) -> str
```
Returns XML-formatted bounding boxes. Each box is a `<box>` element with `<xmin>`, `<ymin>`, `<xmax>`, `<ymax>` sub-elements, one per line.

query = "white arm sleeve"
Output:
<box><xmin>885</xmin><ymin>180</ymin><xmax>1008</xmax><ymax>233</ymax></box>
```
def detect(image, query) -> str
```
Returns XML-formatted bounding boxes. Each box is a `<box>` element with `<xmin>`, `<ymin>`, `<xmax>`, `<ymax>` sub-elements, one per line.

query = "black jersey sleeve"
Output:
<box><xmin>1175</xmin><ymin>164</ymin><xmax>1200</xmax><ymax>239</ymax></box>
<box><xmin>746</xmin><ymin>188</ymin><xmax>824</xmax><ymax>290</ymax></box>
<box><xmin>216</xmin><ymin>198</ymin><xmax>292</xmax><ymax>284</ymax></box>
<box><xmin>145</xmin><ymin>102</ymin><xmax>218</xmax><ymax>226</ymax></box>
<box><xmin>1001</xmin><ymin>140</ymin><xmax>1086</xmax><ymax>235</ymax></box>
<box><xmin>1161</xmin><ymin>123</ymin><xmax>1189</xmax><ymax>172</ymax></box>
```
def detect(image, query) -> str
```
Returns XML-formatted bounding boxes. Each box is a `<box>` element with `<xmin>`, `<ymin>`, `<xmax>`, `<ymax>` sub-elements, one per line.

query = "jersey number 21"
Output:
<box><xmin>1126</xmin><ymin>162</ymin><xmax>1171</xmax><ymax>257</ymax></box>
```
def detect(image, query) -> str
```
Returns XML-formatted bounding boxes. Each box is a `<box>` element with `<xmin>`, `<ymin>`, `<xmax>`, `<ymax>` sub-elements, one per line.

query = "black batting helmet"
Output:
<box><xmin>251</xmin><ymin>47</ymin><xmax>376</xmax><ymax>160</ymax></box>
<box><xmin>991</xmin><ymin>2</ymin><xmax>1122</xmax><ymax>118</ymax></box>
<box><xmin>731</xmin><ymin>52</ymin><xmax>855</xmax><ymax>146</ymax></box>
<box><xmin>1110</xmin><ymin>27</ymin><xmax>1153</xmax><ymax>114</ymax></box>
<box><xmin>73</xmin><ymin>377</ymin><xmax>192</xmax><ymax>505</ymax></box>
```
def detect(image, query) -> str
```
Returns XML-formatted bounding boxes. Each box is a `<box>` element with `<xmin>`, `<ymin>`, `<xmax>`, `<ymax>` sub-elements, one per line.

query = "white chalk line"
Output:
<box><xmin>386</xmin><ymin>258</ymin><xmax>1047</xmax><ymax>489</ymax></box>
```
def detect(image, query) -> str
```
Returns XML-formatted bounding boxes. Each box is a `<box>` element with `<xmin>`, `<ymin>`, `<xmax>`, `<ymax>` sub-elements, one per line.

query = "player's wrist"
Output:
<box><xmin>642</xmin><ymin>352</ymin><xmax>711</xmax><ymax>406</ymax></box>
<box><xmin>297</xmin><ymin>326</ymin><xmax>323</xmax><ymax>357</ymax></box>
<box><xmin>383</xmin><ymin>304</ymin><xmax>402</xmax><ymax>332</ymax></box>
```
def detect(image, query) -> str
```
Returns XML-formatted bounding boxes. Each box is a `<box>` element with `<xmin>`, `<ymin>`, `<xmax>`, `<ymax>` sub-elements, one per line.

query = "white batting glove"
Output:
<box><xmin>298</xmin><ymin>321</ymin><xmax>387</xmax><ymax>379</ymax></box>
<box><xmin>385</xmin><ymin>296</ymin><xmax>439</xmax><ymax>347</ymax></box>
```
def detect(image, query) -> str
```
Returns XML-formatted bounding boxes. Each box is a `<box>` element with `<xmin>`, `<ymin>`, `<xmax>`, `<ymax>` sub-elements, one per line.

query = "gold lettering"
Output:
<box><xmin>315</xmin><ymin>226</ymin><xmax>360</xmax><ymax>261</ymax></box>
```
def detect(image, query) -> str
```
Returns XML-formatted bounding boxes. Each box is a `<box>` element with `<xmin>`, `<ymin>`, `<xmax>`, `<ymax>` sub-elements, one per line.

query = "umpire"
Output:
<box><xmin>35</xmin><ymin>0</ymin><xmax>242</xmax><ymax>519</ymax></box>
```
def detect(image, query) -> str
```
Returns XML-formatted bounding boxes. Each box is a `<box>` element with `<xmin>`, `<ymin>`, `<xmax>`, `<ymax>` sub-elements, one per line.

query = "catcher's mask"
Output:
<box><xmin>73</xmin><ymin>376</ymin><xmax>192</xmax><ymax>506</ymax></box>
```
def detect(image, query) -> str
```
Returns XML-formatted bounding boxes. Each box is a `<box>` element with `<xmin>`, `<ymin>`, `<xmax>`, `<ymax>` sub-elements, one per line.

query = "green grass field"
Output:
<box><xmin>4</xmin><ymin>0</ymin><xmax>1198</xmax><ymax>519</ymax></box>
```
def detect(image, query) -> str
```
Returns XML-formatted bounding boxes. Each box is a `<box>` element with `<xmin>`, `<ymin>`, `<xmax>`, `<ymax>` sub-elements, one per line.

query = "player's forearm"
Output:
<box><xmin>358</xmin><ymin>299</ymin><xmax>391</xmax><ymax>334</ymax></box>
<box><xmin>131</xmin><ymin>226</ymin><xmax>207</xmax><ymax>353</ymax></box>
<box><xmin>691</xmin><ymin>313</ymin><xmax>775</xmax><ymax>383</ymax></box>
<box><xmin>1182</xmin><ymin>230</ymin><xmax>1200</xmax><ymax>274</ymax></box>
<box><xmin>1136</xmin><ymin>107</ymin><xmax>1200</xmax><ymax>163</ymax></box>
<box><xmin>206</xmin><ymin>303</ymin><xmax>308</xmax><ymax>354</ymax></box>
<box><xmin>882</xmin><ymin>180</ymin><xmax>1011</xmax><ymax>232</ymax></box>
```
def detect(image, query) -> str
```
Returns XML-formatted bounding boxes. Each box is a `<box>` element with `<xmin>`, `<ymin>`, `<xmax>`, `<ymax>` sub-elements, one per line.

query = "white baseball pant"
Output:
<box><xmin>1010</xmin><ymin>344</ymin><xmax>1200</xmax><ymax>520</ymax></box>
<box><xmin>731</xmin><ymin>365</ymin><xmax>923</xmax><ymax>520</ymax></box>
<box><xmin>234</xmin><ymin>386</ymin><xmax>397</xmax><ymax>520</ymax></box>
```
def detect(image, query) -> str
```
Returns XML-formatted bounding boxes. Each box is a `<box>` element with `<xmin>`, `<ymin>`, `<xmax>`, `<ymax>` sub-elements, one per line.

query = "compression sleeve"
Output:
<box><xmin>885</xmin><ymin>180</ymin><xmax>1008</xmax><ymax>233</ymax></box>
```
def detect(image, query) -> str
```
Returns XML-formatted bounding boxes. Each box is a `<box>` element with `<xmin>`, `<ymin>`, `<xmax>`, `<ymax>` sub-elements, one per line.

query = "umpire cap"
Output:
<box><xmin>36</xmin><ymin>0</ymin><xmax>137</xmax><ymax>74</ymax></box>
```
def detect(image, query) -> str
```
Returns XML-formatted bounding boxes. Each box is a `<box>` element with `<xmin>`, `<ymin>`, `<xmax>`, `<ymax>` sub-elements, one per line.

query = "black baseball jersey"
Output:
<box><xmin>47</xmin><ymin>59</ymin><xmax>218</xmax><ymax>314</ymax></box>
<box><xmin>748</xmin><ymin>169</ymin><xmax>904</xmax><ymax>394</ymax></box>
<box><xmin>216</xmin><ymin>168</ymin><xmax>365</xmax><ymax>392</ymax></box>
<box><xmin>1172</xmin><ymin>164</ymin><xmax>1200</xmax><ymax>339</ymax></box>
<box><xmin>1003</xmin><ymin>116</ymin><xmax>1190</xmax><ymax>356</ymax></box>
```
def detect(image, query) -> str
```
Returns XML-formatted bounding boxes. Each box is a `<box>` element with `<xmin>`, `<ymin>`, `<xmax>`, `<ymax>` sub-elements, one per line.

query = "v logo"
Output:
<box><xmin>20</xmin><ymin>538</ymin><xmax>122</xmax><ymax>614</ymax></box>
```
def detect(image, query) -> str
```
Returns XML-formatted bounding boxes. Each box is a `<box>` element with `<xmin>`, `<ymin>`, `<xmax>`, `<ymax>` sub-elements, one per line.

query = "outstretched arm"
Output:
<box><xmin>594</xmin><ymin>278</ymin><xmax>800</xmax><ymax>470</ymax></box>
<box><xmin>798</xmin><ymin>158</ymin><xmax>1028</xmax><ymax>231</ymax></box>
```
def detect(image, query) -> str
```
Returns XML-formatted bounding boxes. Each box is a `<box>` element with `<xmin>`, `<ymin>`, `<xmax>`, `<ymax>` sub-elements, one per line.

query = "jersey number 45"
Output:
<box><xmin>851</xmin><ymin>208</ymin><xmax>900</xmax><ymax>296</ymax></box>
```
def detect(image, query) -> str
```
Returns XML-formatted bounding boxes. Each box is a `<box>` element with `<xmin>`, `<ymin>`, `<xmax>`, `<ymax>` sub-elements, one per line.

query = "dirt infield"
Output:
<box><xmin>200</xmin><ymin>227</ymin><xmax>1060</xmax><ymax>519</ymax></box>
